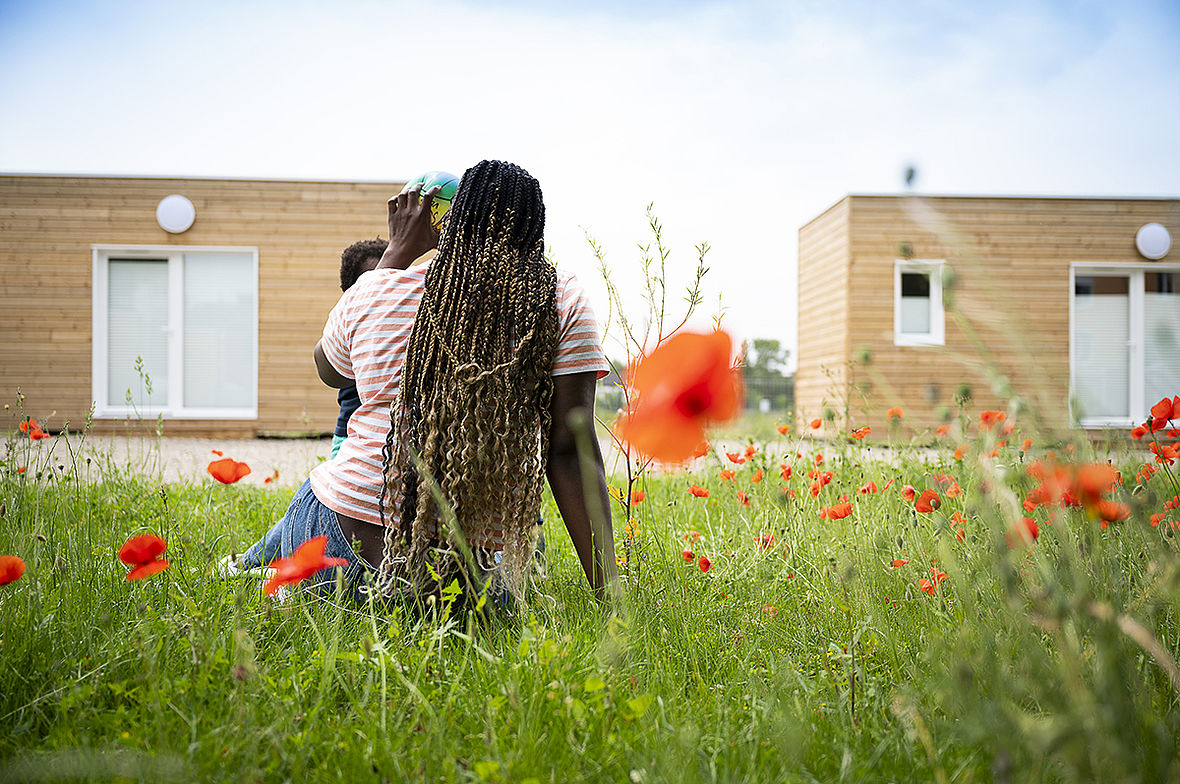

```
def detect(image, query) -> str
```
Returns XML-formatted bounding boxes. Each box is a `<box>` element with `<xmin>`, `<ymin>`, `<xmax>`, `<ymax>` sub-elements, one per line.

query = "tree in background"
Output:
<box><xmin>742</xmin><ymin>338</ymin><xmax>793</xmax><ymax>412</ymax></box>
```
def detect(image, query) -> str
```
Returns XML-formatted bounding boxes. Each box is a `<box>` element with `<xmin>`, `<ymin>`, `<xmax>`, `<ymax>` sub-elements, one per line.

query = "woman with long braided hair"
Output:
<box><xmin>302</xmin><ymin>160</ymin><xmax>616</xmax><ymax>604</ymax></box>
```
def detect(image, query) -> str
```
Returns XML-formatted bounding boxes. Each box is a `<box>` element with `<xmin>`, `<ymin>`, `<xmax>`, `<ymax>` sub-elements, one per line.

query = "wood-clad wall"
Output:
<box><xmin>0</xmin><ymin>175</ymin><xmax>400</xmax><ymax>437</ymax></box>
<box><xmin>795</xmin><ymin>197</ymin><xmax>850</xmax><ymax>429</ymax></box>
<box><xmin>797</xmin><ymin>194</ymin><xmax>1180</xmax><ymax>437</ymax></box>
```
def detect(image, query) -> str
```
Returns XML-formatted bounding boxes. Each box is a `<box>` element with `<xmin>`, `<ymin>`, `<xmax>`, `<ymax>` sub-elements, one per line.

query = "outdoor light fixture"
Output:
<box><xmin>1135</xmin><ymin>222</ymin><xmax>1171</xmax><ymax>260</ymax></box>
<box><xmin>156</xmin><ymin>194</ymin><xmax>196</xmax><ymax>233</ymax></box>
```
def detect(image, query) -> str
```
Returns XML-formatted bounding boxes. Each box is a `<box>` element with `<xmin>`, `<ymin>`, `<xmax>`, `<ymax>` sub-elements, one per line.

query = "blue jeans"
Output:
<box><xmin>241</xmin><ymin>479</ymin><xmax>374</xmax><ymax>601</ymax></box>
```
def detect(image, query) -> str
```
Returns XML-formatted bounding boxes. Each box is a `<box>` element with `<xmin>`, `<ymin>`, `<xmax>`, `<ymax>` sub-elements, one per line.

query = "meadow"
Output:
<box><xmin>2</xmin><ymin>403</ymin><xmax>1179</xmax><ymax>783</ymax></box>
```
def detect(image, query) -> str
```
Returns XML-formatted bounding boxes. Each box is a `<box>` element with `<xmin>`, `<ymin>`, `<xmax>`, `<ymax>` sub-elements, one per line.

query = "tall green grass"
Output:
<box><xmin>1</xmin><ymin>418</ymin><xmax>1177</xmax><ymax>783</ymax></box>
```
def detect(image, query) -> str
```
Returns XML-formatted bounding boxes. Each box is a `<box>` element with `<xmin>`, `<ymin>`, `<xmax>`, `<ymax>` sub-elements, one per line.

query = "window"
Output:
<box><xmin>1070</xmin><ymin>264</ymin><xmax>1180</xmax><ymax>427</ymax></box>
<box><xmin>893</xmin><ymin>260</ymin><xmax>945</xmax><ymax>346</ymax></box>
<box><xmin>92</xmin><ymin>246</ymin><xmax>258</xmax><ymax>418</ymax></box>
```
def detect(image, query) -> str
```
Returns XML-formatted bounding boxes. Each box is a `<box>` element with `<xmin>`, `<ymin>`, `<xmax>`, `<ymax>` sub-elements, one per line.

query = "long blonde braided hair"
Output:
<box><xmin>376</xmin><ymin>160</ymin><xmax>559</xmax><ymax>598</ymax></box>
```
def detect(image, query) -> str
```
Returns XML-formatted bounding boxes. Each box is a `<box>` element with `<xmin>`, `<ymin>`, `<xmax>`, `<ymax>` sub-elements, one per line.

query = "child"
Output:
<box><xmin>330</xmin><ymin>238</ymin><xmax>388</xmax><ymax>458</ymax></box>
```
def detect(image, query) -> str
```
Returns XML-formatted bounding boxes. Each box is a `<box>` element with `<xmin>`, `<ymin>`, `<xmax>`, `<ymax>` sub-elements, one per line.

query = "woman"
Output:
<box><xmin>243</xmin><ymin>160</ymin><xmax>616</xmax><ymax>605</ymax></box>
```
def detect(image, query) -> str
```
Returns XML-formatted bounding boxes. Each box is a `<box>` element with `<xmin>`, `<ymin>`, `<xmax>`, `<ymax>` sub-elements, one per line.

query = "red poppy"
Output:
<box><xmin>681</xmin><ymin>549</ymin><xmax>695</xmax><ymax>562</ymax></box>
<box><xmin>901</xmin><ymin>485</ymin><xmax>916</xmax><ymax>502</ymax></box>
<box><xmin>779</xmin><ymin>464</ymin><xmax>792</xmax><ymax>480</ymax></box>
<box><xmin>949</xmin><ymin>511</ymin><xmax>966</xmax><ymax>525</ymax></box>
<box><xmin>688</xmin><ymin>485</ymin><xmax>709</xmax><ymax>498</ymax></box>
<box><xmin>725</xmin><ymin>452</ymin><xmax>746</xmax><ymax>465</ymax></box>
<box><xmin>617</xmin><ymin>330</ymin><xmax>742</xmax><ymax>462</ymax></box>
<box><xmin>118</xmin><ymin>534</ymin><xmax>170</xmax><ymax>581</ymax></box>
<box><xmin>1006</xmin><ymin>517</ymin><xmax>1039</xmax><ymax>547</ymax></box>
<box><xmin>684</xmin><ymin>530</ymin><xmax>702</xmax><ymax>542</ymax></box>
<box><xmin>630</xmin><ymin>489</ymin><xmax>644</xmax><ymax>504</ymax></box>
<box><xmin>1021</xmin><ymin>438</ymin><xmax>1033</xmax><ymax>451</ymax></box>
<box><xmin>1075</xmin><ymin>463</ymin><xmax>1120</xmax><ymax>506</ymax></box>
<box><xmin>979</xmin><ymin>410</ymin><xmax>1007</xmax><ymax>430</ymax></box>
<box><xmin>1150</xmin><ymin>441</ymin><xmax>1179</xmax><ymax>466</ymax></box>
<box><xmin>809</xmin><ymin>418</ymin><xmax>822</xmax><ymax>430</ymax></box>
<box><xmin>891</xmin><ymin>558</ymin><xmax>909</xmax><ymax>567</ymax></box>
<box><xmin>915</xmin><ymin>489</ymin><xmax>941</xmax><ymax>513</ymax></box>
<box><xmin>762</xmin><ymin>605</ymin><xmax>778</xmax><ymax>617</ymax></box>
<box><xmin>737</xmin><ymin>491</ymin><xmax>750</xmax><ymax>507</ymax></box>
<box><xmin>264</xmin><ymin>468</ymin><xmax>279</xmax><ymax>484</ymax></box>
<box><xmin>808</xmin><ymin>481</ymin><xmax>821</xmax><ymax>497</ymax></box>
<box><xmin>744</xmin><ymin>444</ymin><xmax>757</xmax><ymax>459</ymax></box>
<box><xmin>936</xmin><ymin>424</ymin><xmax>951</xmax><ymax>436</ymax></box>
<box><xmin>263</xmin><ymin>536</ymin><xmax>348</xmax><ymax>597</ymax></box>
<box><xmin>1131</xmin><ymin>425</ymin><xmax>1148</xmax><ymax>440</ymax></box>
<box><xmin>18</xmin><ymin>419</ymin><xmax>38</xmax><ymax>434</ymax></box>
<box><xmin>858</xmin><ymin>481</ymin><xmax>878</xmax><ymax>494</ymax></box>
<box><xmin>698</xmin><ymin>555</ymin><xmax>712</xmax><ymax>573</ymax></box>
<box><xmin>887</xmin><ymin>407</ymin><xmax>904</xmax><ymax>420</ymax></box>
<box><xmin>0</xmin><ymin>555</ymin><xmax>26</xmax><ymax>586</ymax></box>
<box><xmin>883</xmin><ymin>478</ymin><xmax>895</xmax><ymax>490</ymax></box>
<box><xmin>918</xmin><ymin>567</ymin><xmax>948</xmax><ymax>595</ymax></box>
<box><xmin>952</xmin><ymin>444</ymin><xmax>968</xmax><ymax>461</ymax></box>
<box><xmin>691</xmin><ymin>441</ymin><xmax>710</xmax><ymax>459</ymax></box>
<box><xmin>945</xmin><ymin>482</ymin><xmax>962</xmax><ymax>498</ymax></box>
<box><xmin>1096</xmin><ymin>500</ymin><xmax>1130</xmax><ymax>523</ymax></box>
<box><xmin>1150</xmin><ymin>395</ymin><xmax>1180</xmax><ymax>430</ymax></box>
<box><xmin>720</xmin><ymin>469</ymin><xmax>735</xmax><ymax>481</ymax></box>
<box><xmin>776</xmin><ymin>424</ymin><xmax>790</xmax><ymax>435</ymax></box>
<box><xmin>210</xmin><ymin>449</ymin><xmax>224</xmax><ymax>457</ymax></box>
<box><xmin>29</xmin><ymin>427</ymin><xmax>49</xmax><ymax>441</ymax></box>
<box><xmin>814</xmin><ymin>453</ymin><xmax>824</xmax><ymax>466</ymax></box>
<box><xmin>16</xmin><ymin>466</ymin><xmax>27</xmax><ymax>474</ymax></box>
<box><xmin>751</xmin><ymin>469</ymin><xmax>764</xmax><ymax>483</ymax></box>
<box><xmin>208</xmin><ymin>458</ymin><xmax>251</xmax><ymax>484</ymax></box>
<box><xmin>822</xmin><ymin>502</ymin><xmax>853</xmax><ymax>520</ymax></box>
<box><xmin>851</xmin><ymin>426</ymin><xmax>871</xmax><ymax>440</ymax></box>
<box><xmin>757</xmin><ymin>533</ymin><xmax>776</xmax><ymax>549</ymax></box>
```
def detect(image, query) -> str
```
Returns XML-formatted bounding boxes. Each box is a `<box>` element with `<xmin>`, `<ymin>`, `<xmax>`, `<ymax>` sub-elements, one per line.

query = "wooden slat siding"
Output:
<box><xmin>0</xmin><ymin>175</ymin><xmax>405</xmax><ymax>438</ymax></box>
<box><xmin>796</xmin><ymin>197</ymin><xmax>851</xmax><ymax>429</ymax></box>
<box><xmin>837</xmin><ymin>195</ymin><xmax>1180</xmax><ymax>436</ymax></box>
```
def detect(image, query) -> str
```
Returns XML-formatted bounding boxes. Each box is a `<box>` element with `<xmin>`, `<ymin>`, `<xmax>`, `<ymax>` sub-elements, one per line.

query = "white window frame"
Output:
<box><xmin>92</xmin><ymin>244</ymin><xmax>259</xmax><ymax>419</ymax></box>
<box><xmin>893</xmin><ymin>259</ymin><xmax>945</xmax><ymax>346</ymax></box>
<box><xmin>1069</xmin><ymin>261</ymin><xmax>1180</xmax><ymax>429</ymax></box>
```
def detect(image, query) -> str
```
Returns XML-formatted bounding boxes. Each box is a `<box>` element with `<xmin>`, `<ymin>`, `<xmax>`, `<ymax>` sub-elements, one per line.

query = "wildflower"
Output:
<box><xmin>698</xmin><ymin>555</ymin><xmax>712</xmax><ymax>573</ymax></box>
<box><xmin>932</xmin><ymin>473</ymin><xmax>954</xmax><ymax>487</ymax></box>
<box><xmin>263</xmin><ymin>536</ymin><xmax>348</xmax><ymax>597</ymax></box>
<box><xmin>1150</xmin><ymin>441</ymin><xmax>1178</xmax><ymax>466</ymax></box>
<box><xmin>744</xmin><ymin>444</ymin><xmax>757</xmax><ymax>459</ymax></box>
<box><xmin>918</xmin><ymin>567</ymin><xmax>948</xmax><ymax>595</ymax></box>
<box><xmin>208</xmin><ymin>458</ymin><xmax>251</xmax><ymax>484</ymax></box>
<box><xmin>720</xmin><ymin>469</ymin><xmax>735</xmax><ymax>481</ymax></box>
<box><xmin>608</xmin><ymin>485</ymin><xmax>624</xmax><ymax>502</ymax></box>
<box><xmin>914</xmin><ymin>489</ymin><xmax>941</xmax><ymax>513</ymax></box>
<box><xmin>118</xmin><ymin>534</ymin><xmax>170</xmax><ymax>581</ymax></box>
<box><xmin>1150</xmin><ymin>395</ymin><xmax>1180</xmax><ymax>430</ymax></box>
<box><xmin>891</xmin><ymin>558</ymin><xmax>909</xmax><ymax>567</ymax></box>
<box><xmin>945</xmin><ymin>481</ymin><xmax>962</xmax><ymax>498</ymax></box>
<box><xmin>683</xmin><ymin>530</ymin><xmax>702</xmax><ymax>542</ymax></box>
<box><xmin>737</xmin><ymin>491</ymin><xmax>750</xmax><ymax>507</ymax></box>
<box><xmin>858</xmin><ymin>481</ymin><xmax>878</xmax><ymax>494</ymax></box>
<box><xmin>952</xmin><ymin>444</ymin><xmax>968</xmax><ymax>461</ymax></box>
<box><xmin>751</xmin><ymin>469</ymin><xmax>764</xmax><ymax>483</ymax></box>
<box><xmin>776</xmin><ymin>424</ymin><xmax>790</xmax><ymax>435</ymax></box>
<box><xmin>757</xmin><ymin>533</ymin><xmax>775</xmax><ymax>549</ymax></box>
<box><xmin>814</xmin><ymin>453</ymin><xmax>824</xmax><ymax>466</ymax></box>
<box><xmin>630</xmin><ymin>489</ymin><xmax>645</xmax><ymax>504</ymax></box>
<box><xmin>1001</xmin><ymin>423</ymin><xmax>1015</xmax><ymax>436</ymax></box>
<box><xmin>887</xmin><ymin>407</ymin><xmax>904</xmax><ymax>420</ymax></box>
<box><xmin>16</xmin><ymin>466</ymin><xmax>27</xmax><ymax>474</ymax></box>
<box><xmin>617</xmin><ymin>330</ymin><xmax>742</xmax><ymax>462</ymax></box>
<box><xmin>936</xmin><ymin>424</ymin><xmax>951</xmax><ymax>436</ymax></box>
<box><xmin>809</xmin><ymin>418</ymin><xmax>822</xmax><ymax>430</ymax></box>
<box><xmin>210</xmin><ymin>449</ymin><xmax>224</xmax><ymax>456</ymax></box>
<box><xmin>779</xmin><ymin>463</ymin><xmax>792</xmax><ymax>481</ymax></box>
<box><xmin>1075</xmin><ymin>463</ymin><xmax>1120</xmax><ymax>506</ymax></box>
<box><xmin>725</xmin><ymin>452</ymin><xmax>746</xmax><ymax>465</ymax></box>
<box><xmin>821</xmin><ymin>502</ymin><xmax>853</xmax><ymax>520</ymax></box>
<box><xmin>979</xmin><ymin>410</ymin><xmax>1007</xmax><ymax>430</ymax></box>
<box><xmin>762</xmin><ymin>605</ymin><xmax>778</xmax><ymax>617</ymax></box>
<box><xmin>691</xmin><ymin>440</ymin><xmax>710</xmax><ymax>459</ymax></box>
<box><xmin>29</xmin><ymin>427</ymin><xmax>49</xmax><ymax>441</ymax></box>
<box><xmin>1150</xmin><ymin>512</ymin><xmax>1165</xmax><ymax>527</ymax></box>
<box><xmin>682</xmin><ymin>549</ymin><xmax>695</xmax><ymax>562</ymax></box>
<box><xmin>949</xmin><ymin>511</ymin><xmax>966</xmax><ymax>525</ymax></box>
<box><xmin>1006</xmin><ymin>517</ymin><xmax>1039</xmax><ymax>547</ymax></box>
<box><xmin>883</xmin><ymin>478</ymin><xmax>895</xmax><ymax>490</ymax></box>
<box><xmin>1131</xmin><ymin>425</ymin><xmax>1149</xmax><ymax>440</ymax></box>
<box><xmin>688</xmin><ymin>485</ymin><xmax>709</xmax><ymax>498</ymax></box>
<box><xmin>1021</xmin><ymin>438</ymin><xmax>1033</xmax><ymax>451</ymax></box>
<box><xmin>0</xmin><ymin>555</ymin><xmax>26</xmax><ymax>586</ymax></box>
<box><xmin>851</xmin><ymin>426</ymin><xmax>871</xmax><ymax>440</ymax></box>
<box><xmin>264</xmin><ymin>469</ymin><xmax>279</xmax><ymax>484</ymax></box>
<box><xmin>17</xmin><ymin>419</ymin><xmax>38</xmax><ymax>434</ymax></box>
<box><xmin>901</xmin><ymin>484</ymin><xmax>916</xmax><ymax>502</ymax></box>
<box><xmin>1096</xmin><ymin>500</ymin><xmax>1130</xmax><ymax>523</ymax></box>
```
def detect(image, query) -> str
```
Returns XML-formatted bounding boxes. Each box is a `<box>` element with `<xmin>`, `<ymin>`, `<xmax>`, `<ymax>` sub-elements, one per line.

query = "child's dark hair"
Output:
<box><xmin>339</xmin><ymin>238</ymin><xmax>388</xmax><ymax>291</ymax></box>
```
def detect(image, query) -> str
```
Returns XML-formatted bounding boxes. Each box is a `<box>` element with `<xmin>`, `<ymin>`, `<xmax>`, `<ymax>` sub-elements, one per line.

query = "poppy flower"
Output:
<box><xmin>814</xmin><ymin>453</ymin><xmax>824</xmax><ymax>466</ymax></box>
<box><xmin>751</xmin><ymin>469</ymin><xmax>764</xmax><ymax>483</ymax></box>
<box><xmin>720</xmin><ymin>469</ymin><xmax>735</xmax><ymax>482</ymax></box>
<box><xmin>979</xmin><ymin>410</ymin><xmax>1007</xmax><ymax>430</ymax></box>
<box><xmin>809</xmin><ymin>418</ymin><xmax>822</xmax><ymax>430</ymax></box>
<box><xmin>762</xmin><ymin>605</ymin><xmax>778</xmax><ymax>617</ymax></box>
<box><xmin>1075</xmin><ymin>463</ymin><xmax>1120</xmax><ymax>506</ymax></box>
<box><xmin>737</xmin><ymin>491</ymin><xmax>750</xmax><ymax>507</ymax></box>
<box><xmin>617</xmin><ymin>330</ymin><xmax>742</xmax><ymax>463</ymax></box>
<box><xmin>886</xmin><ymin>407</ymin><xmax>904</xmax><ymax>420</ymax></box>
<box><xmin>891</xmin><ymin>558</ymin><xmax>909</xmax><ymax>567</ymax></box>
<box><xmin>210</xmin><ymin>449</ymin><xmax>223</xmax><ymax>457</ymax></box>
<box><xmin>0</xmin><ymin>555</ymin><xmax>26</xmax><ymax>586</ymax></box>
<box><xmin>264</xmin><ymin>468</ymin><xmax>279</xmax><ymax>484</ymax></box>
<box><xmin>17</xmin><ymin>419</ymin><xmax>38</xmax><ymax>434</ymax></box>
<box><xmin>821</xmin><ymin>502</ymin><xmax>853</xmax><ymax>520</ymax></box>
<box><xmin>858</xmin><ymin>481</ymin><xmax>878</xmax><ymax>494</ymax></box>
<box><xmin>1096</xmin><ymin>500</ymin><xmax>1130</xmax><ymax>523</ymax></box>
<box><xmin>29</xmin><ymin>427</ymin><xmax>49</xmax><ymax>441</ymax></box>
<box><xmin>681</xmin><ymin>549</ymin><xmax>695</xmax><ymax>562</ymax></box>
<box><xmin>698</xmin><ymin>555</ymin><xmax>712</xmax><ymax>573</ymax></box>
<box><xmin>688</xmin><ymin>485</ymin><xmax>709</xmax><ymax>498</ymax></box>
<box><xmin>779</xmin><ymin>464</ymin><xmax>792</xmax><ymax>480</ymax></box>
<box><xmin>1021</xmin><ymin>438</ymin><xmax>1033</xmax><ymax>451</ymax></box>
<box><xmin>263</xmin><ymin>536</ymin><xmax>349</xmax><ymax>597</ymax></box>
<box><xmin>744</xmin><ymin>444</ymin><xmax>757</xmax><ymax>459</ymax></box>
<box><xmin>1131</xmin><ymin>425</ymin><xmax>1149</xmax><ymax>440</ymax></box>
<box><xmin>952</xmin><ymin>444</ymin><xmax>968</xmax><ymax>461</ymax></box>
<box><xmin>936</xmin><ymin>424</ymin><xmax>951</xmax><ymax>436</ymax></box>
<box><xmin>901</xmin><ymin>485</ymin><xmax>916</xmax><ymax>502</ymax></box>
<box><xmin>918</xmin><ymin>567</ymin><xmax>948</xmax><ymax>595</ymax></box>
<box><xmin>949</xmin><ymin>511</ymin><xmax>966</xmax><ymax>525</ymax></box>
<box><xmin>1150</xmin><ymin>395</ymin><xmax>1180</xmax><ymax>430</ymax></box>
<box><xmin>683</xmin><ymin>530</ymin><xmax>702</xmax><ymax>542</ymax></box>
<box><xmin>16</xmin><ymin>466</ymin><xmax>27</xmax><ymax>474</ymax></box>
<box><xmin>915</xmin><ymin>489</ymin><xmax>941</xmax><ymax>513</ymax></box>
<box><xmin>630</xmin><ymin>489</ymin><xmax>645</xmax><ymax>504</ymax></box>
<box><xmin>1006</xmin><ymin>517</ymin><xmax>1039</xmax><ymax>547</ymax></box>
<box><xmin>1150</xmin><ymin>441</ymin><xmax>1179</xmax><ymax>466</ymax></box>
<box><xmin>726</xmin><ymin>452</ymin><xmax>746</xmax><ymax>465</ymax></box>
<box><xmin>945</xmin><ymin>482</ymin><xmax>962</xmax><ymax>498</ymax></box>
<box><xmin>851</xmin><ymin>426</ymin><xmax>871</xmax><ymax>440</ymax></box>
<box><xmin>776</xmin><ymin>424</ymin><xmax>790</xmax><ymax>435</ymax></box>
<box><xmin>118</xmin><ymin>534</ymin><xmax>170</xmax><ymax>581</ymax></box>
<box><xmin>757</xmin><ymin>533</ymin><xmax>776</xmax><ymax>549</ymax></box>
<box><xmin>208</xmin><ymin>458</ymin><xmax>251</xmax><ymax>484</ymax></box>
<box><xmin>691</xmin><ymin>441</ymin><xmax>710</xmax><ymax>459</ymax></box>
<box><xmin>808</xmin><ymin>481</ymin><xmax>821</xmax><ymax>497</ymax></box>
<box><xmin>883</xmin><ymin>478</ymin><xmax>895</xmax><ymax>490</ymax></box>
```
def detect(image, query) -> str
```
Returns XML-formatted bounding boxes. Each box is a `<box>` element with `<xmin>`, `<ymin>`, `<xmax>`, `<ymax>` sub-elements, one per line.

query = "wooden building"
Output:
<box><xmin>0</xmin><ymin>174</ymin><xmax>402</xmax><ymax>437</ymax></box>
<box><xmin>796</xmin><ymin>195</ymin><xmax>1180</xmax><ymax>436</ymax></box>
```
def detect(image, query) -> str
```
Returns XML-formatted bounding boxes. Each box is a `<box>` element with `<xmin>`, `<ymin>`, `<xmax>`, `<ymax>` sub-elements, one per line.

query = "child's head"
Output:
<box><xmin>339</xmin><ymin>238</ymin><xmax>388</xmax><ymax>292</ymax></box>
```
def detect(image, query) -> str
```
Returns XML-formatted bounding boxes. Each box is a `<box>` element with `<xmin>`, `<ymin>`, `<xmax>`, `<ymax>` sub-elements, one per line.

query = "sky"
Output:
<box><xmin>2</xmin><ymin>0</ymin><xmax>1178</xmax><ymax>369</ymax></box>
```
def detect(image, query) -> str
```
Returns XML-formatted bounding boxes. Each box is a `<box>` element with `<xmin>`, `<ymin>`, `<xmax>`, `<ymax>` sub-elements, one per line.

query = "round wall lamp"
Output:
<box><xmin>156</xmin><ymin>194</ymin><xmax>196</xmax><ymax>233</ymax></box>
<box><xmin>1135</xmin><ymin>222</ymin><xmax>1171</xmax><ymax>260</ymax></box>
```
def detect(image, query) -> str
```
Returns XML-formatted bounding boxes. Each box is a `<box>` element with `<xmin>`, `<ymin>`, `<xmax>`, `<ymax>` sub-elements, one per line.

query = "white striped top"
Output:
<box><xmin>309</xmin><ymin>262</ymin><xmax>609</xmax><ymax>533</ymax></box>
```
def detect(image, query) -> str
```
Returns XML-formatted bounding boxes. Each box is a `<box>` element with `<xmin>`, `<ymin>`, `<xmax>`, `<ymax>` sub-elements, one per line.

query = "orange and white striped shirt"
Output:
<box><xmin>309</xmin><ymin>262</ymin><xmax>609</xmax><ymax>529</ymax></box>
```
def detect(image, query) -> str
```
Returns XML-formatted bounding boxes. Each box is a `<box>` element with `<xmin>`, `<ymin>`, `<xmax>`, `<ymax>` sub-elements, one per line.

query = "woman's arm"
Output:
<box><xmin>546</xmin><ymin>371</ymin><xmax>618</xmax><ymax>602</ymax></box>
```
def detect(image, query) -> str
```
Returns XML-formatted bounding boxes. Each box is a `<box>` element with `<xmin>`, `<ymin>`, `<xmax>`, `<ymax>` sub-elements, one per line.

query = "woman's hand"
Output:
<box><xmin>376</xmin><ymin>183</ymin><xmax>442</xmax><ymax>271</ymax></box>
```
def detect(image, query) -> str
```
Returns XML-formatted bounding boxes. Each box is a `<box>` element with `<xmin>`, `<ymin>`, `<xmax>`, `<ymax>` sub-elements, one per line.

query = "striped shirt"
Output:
<box><xmin>309</xmin><ymin>262</ymin><xmax>609</xmax><ymax>531</ymax></box>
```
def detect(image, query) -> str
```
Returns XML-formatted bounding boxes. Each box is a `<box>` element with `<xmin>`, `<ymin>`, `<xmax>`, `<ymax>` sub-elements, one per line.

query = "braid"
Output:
<box><xmin>376</xmin><ymin>160</ymin><xmax>559</xmax><ymax>599</ymax></box>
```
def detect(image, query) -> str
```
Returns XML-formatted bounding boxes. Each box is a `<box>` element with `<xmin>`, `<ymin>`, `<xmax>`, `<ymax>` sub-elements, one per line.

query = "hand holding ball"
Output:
<box><xmin>401</xmin><ymin>171</ymin><xmax>459</xmax><ymax>234</ymax></box>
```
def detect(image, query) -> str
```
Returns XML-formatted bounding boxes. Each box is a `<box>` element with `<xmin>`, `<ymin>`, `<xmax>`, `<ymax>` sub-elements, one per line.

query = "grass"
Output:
<box><xmin>1</xmin><ymin>419</ymin><xmax>1179</xmax><ymax>783</ymax></box>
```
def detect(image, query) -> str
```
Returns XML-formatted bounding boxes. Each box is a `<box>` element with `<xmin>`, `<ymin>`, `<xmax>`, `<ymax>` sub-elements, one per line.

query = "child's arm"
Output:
<box><xmin>376</xmin><ymin>183</ymin><xmax>442</xmax><ymax>271</ymax></box>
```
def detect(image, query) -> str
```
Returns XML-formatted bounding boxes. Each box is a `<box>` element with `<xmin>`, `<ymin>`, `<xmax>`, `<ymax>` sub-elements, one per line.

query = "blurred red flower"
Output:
<box><xmin>886</xmin><ymin>407</ymin><xmax>904</xmax><ymax>420</ymax></box>
<box><xmin>17</xmin><ymin>419</ymin><xmax>37</xmax><ymax>434</ymax></box>
<box><xmin>953</xmin><ymin>444</ymin><xmax>968</xmax><ymax>461</ymax></box>
<box><xmin>698</xmin><ymin>555</ymin><xmax>712</xmax><ymax>573</ymax></box>
<box><xmin>737</xmin><ymin>490</ymin><xmax>750</xmax><ymax>507</ymax></box>
<box><xmin>617</xmin><ymin>330</ymin><xmax>742</xmax><ymax>462</ymax></box>
<box><xmin>744</xmin><ymin>444</ymin><xmax>757</xmax><ymax>459</ymax></box>
<box><xmin>630</xmin><ymin>489</ymin><xmax>645</xmax><ymax>504</ymax></box>
<box><xmin>751</xmin><ymin>469</ymin><xmax>764</xmax><ymax>483</ymax></box>
<box><xmin>263</xmin><ymin>536</ymin><xmax>348</xmax><ymax>597</ymax></box>
<box><xmin>901</xmin><ymin>485</ymin><xmax>916</xmax><ymax>502</ymax></box>
<box><xmin>688</xmin><ymin>485</ymin><xmax>710</xmax><ymax>498</ymax></box>
<box><xmin>979</xmin><ymin>410</ymin><xmax>1007</xmax><ymax>430</ymax></box>
<box><xmin>0</xmin><ymin>555</ymin><xmax>26</xmax><ymax>586</ymax></box>
<box><xmin>725</xmin><ymin>452</ymin><xmax>746</xmax><ymax>465</ymax></box>
<box><xmin>264</xmin><ymin>468</ymin><xmax>279</xmax><ymax>484</ymax></box>
<box><xmin>918</xmin><ymin>567</ymin><xmax>948</xmax><ymax>595</ymax></box>
<box><xmin>891</xmin><ymin>558</ymin><xmax>909</xmax><ymax>567</ymax></box>
<box><xmin>1150</xmin><ymin>395</ymin><xmax>1180</xmax><ymax>430</ymax></box>
<box><xmin>208</xmin><ymin>458</ymin><xmax>251</xmax><ymax>484</ymax></box>
<box><xmin>851</xmin><ymin>426</ymin><xmax>871</xmax><ymax>440</ymax></box>
<box><xmin>1006</xmin><ymin>517</ymin><xmax>1039</xmax><ymax>547</ymax></box>
<box><xmin>809</xmin><ymin>418</ymin><xmax>822</xmax><ymax>430</ymax></box>
<box><xmin>682</xmin><ymin>549</ymin><xmax>694</xmax><ymax>561</ymax></box>
<box><xmin>757</xmin><ymin>533</ymin><xmax>776</xmax><ymax>549</ymax></box>
<box><xmin>1096</xmin><ymin>500</ymin><xmax>1130</xmax><ymax>523</ymax></box>
<box><xmin>720</xmin><ymin>469</ymin><xmax>735</xmax><ymax>481</ymax></box>
<box><xmin>821</xmin><ymin>502</ymin><xmax>853</xmax><ymax>520</ymax></box>
<box><xmin>858</xmin><ymin>481</ymin><xmax>878</xmax><ymax>494</ymax></box>
<box><xmin>936</xmin><ymin>424</ymin><xmax>951</xmax><ymax>436</ymax></box>
<box><xmin>210</xmin><ymin>449</ymin><xmax>223</xmax><ymax>456</ymax></box>
<box><xmin>762</xmin><ymin>605</ymin><xmax>778</xmax><ymax>617</ymax></box>
<box><xmin>915</xmin><ymin>489</ymin><xmax>941</xmax><ymax>513</ymax></box>
<box><xmin>118</xmin><ymin>534</ymin><xmax>170</xmax><ymax>581</ymax></box>
<box><xmin>776</xmin><ymin>424</ymin><xmax>790</xmax><ymax>435</ymax></box>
